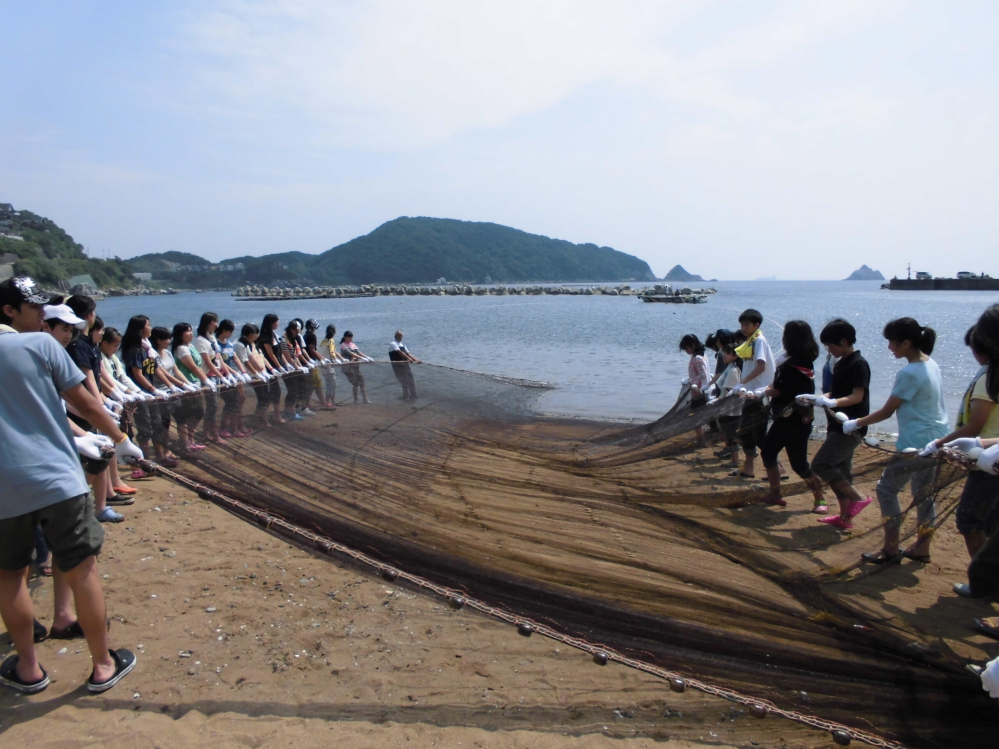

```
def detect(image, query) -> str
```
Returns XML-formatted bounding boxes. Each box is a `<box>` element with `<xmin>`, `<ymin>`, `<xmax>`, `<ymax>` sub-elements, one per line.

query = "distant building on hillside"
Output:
<box><xmin>133</xmin><ymin>272</ymin><xmax>153</xmax><ymax>282</ymax></box>
<box><xmin>0</xmin><ymin>203</ymin><xmax>15</xmax><ymax>218</ymax></box>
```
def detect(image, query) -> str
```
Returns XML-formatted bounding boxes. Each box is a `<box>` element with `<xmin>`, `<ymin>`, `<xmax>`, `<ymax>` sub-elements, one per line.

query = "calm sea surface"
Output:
<box><xmin>95</xmin><ymin>282</ymin><xmax>999</xmax><ymax>429</ymax></box>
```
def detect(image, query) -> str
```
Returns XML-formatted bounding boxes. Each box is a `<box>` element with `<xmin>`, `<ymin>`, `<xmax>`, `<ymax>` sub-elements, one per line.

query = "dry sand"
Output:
<box><xmin>2</xmin><ymin>474</ymin><xmax>835</xmax><ymax>749</ymax></box>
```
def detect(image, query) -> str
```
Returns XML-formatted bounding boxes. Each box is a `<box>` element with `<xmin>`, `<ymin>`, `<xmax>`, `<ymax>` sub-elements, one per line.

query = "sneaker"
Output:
<box><xmin>106</xmin><ymin>494</ymin><xmax>135</xmax><ymax>506</ymax></box>
<box><xmin>302</xmin><ymin>408</ymin><xmax>316</xmax><ymax>416</ymax></box>
<box><xmin>97</xmin><ymin>507</ymin><xmax>125</xmax><ymax>523</ymax></box>
<box><xmin>811</xmin><ymin>503</ymin><xmax>828</xmax><ymax>514</ymax></box>
<box><xmin>293</xmin><ymin>413</ymin><xmax>305</xmax><ymax>421</ymax></box>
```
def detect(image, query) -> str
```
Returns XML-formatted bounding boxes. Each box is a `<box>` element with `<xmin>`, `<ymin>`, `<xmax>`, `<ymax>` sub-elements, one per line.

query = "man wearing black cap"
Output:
<box><xmin>0</xmin><ymin>277</ymin><xmax>141</xmax><ymax>695</ymax></box>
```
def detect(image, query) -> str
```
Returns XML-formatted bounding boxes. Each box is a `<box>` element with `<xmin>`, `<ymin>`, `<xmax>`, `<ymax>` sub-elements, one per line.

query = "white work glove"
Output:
<box><xmin>919</xmin><ymin>439</ymin><xmax>940</xmax><ymax>457</ymax></box>
<box><xmin>75</xmin><ymin>432</ymin><xmax>114</xmax><ymax>460</ymax></box>
<box><xmin>153</xmin><ymin>388</ymin><xmax>170</xmax><ymax>399</ymax></box>
<box><xmin>732</xmin><ymin>384</ymin><xmax>747</xmax><ymax>396</ymax></box>
<box><xmin>680</xmin><ymin>377</ymin><xmax>690</xmax><ymax>386</ymax></box>
<box><xmin>255</xmin><ymin>370</ymin><xmax>269</xmax><ymax>382</ymax></box>
<box><xmin>814</xmin><ymin>395</ymin><xmax>836</xmax><ymax>408</ymax></box>
<box><xmin>944</xmin><ymin>437</ymin><xmax>983</xmax><ymax>453</ymax></box>
<box><xmin>203</xmin><ymin>379</ymin><xmax>217</xmax><ymax>392</ymax></box>
<box><xmin>753</xmin><ymin>387</ymin><xmax>768</xmax><ymax>399</ymax></box>
<box><xmin>795</xmin><ymin>393</ymin><xmax>816</xmax><ymax>405</ymax></box>
<box><xmin>137</xmin><ymin>391</ymin><xmax>154</xmax><ymax>401</ymax></box>
<box><xmin>102</xmin><ymin>404</ymin><xmax>121</xmax><ymax>423</ymax></box>
<box><xmin>298</xmin><ymin>366</ymin><xmax>309</xmax><ymax>374</ymax></box>
<box><xmin>283</xmin><ymin>364</ymin><xmax>295</xmax><ymax>374</ymax></box>
<box><xmin>108</xmin><ymin>388</ymin><xmax>124</xmax><ymax>403</ymax></box>
<box><xmin>842</xmin><ymin>419</ymin><xmax>859</xmax><ymax>435</ymax></box>
<box><xmin>170</xmin><ymin>384</ymin><xmax>185</xmax><ymax>395</ymax></box>
<box><xmin>364</xmin><ymin>356</ymin><xmax>374</xmax><ymax>363</ymax></box>
<box><xmin>114</xmin><ymin>435</ymin><xmax>144</xmax><ymax>465</ymax></box>
<box><xmin>105</xmin><ymin>399</ymin><xmax>123</xmax><ymax>415</ymax></box>
<box><xmin>977</xmin><ymin>444</ymin><xmax>999</xmax><ymax>475</ymax></box>
<box><xmin>181</xmin><ymin>382</ymin><xmax>197</xmax><ymax>393</ymax></box>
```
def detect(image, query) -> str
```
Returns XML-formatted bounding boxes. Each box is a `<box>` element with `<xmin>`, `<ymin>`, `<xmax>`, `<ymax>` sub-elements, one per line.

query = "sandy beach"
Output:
<box><xmin>0</xmin><ymin>473</ymin><xmax>832</xmax><ymax>749</ymax></box>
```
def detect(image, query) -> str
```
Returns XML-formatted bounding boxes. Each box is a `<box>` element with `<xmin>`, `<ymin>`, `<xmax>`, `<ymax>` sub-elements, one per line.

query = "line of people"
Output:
<box><xmin>680</xmin><ymin>305</ymin><xmax>999</xmax><ymax>620</ymax></box>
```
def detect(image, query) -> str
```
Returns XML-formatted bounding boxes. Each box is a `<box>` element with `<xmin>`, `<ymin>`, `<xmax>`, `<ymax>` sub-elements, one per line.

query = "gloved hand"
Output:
<box><xmin>256</xmin><ymin>371</ymin><xmax>269</xmax><ymax>381</ymax></box>
<box><xmin>170</xmin><ymin>384</ymin><xmax>185</xmax><ymax>395</ymax></box>
<box><xmin>153</xmin><ymin>388</ymin><xmax>170</xmax><ymax>399</ymax></box>
<box><xmin>102</xmin><ymin>403</ymin><xmax>121</xmax><ymax>421</ymax></box>
<box><xmin>919</xmin><ymin>439</ymin><xmax>940</xmax><ymax>457</ymax></box>
<box><xmin>944</xmin><ymin>437</ymin><xmax>983</xmax><ymax>453</ymax></box>
<box><xmin>108</xmin><ymin>388</ymin><xmax>124</xmax><ymax>403</ymax></box>
<box><xmin>842</xmin><ymin>419</ymin><xmax>859</xmax><ymax>435</ymax></box>
<box><xmin>978</xmin><ymin>444</ymin><xmax>999</xmax><ymax>475</ymax></box>
<box><xmin>283</xmin><ymin>365</ymin><xmax>295</xmax><ymax>374</ymax></box>
<box><xmin>732</xmin><ymin>384</ymin><xmax>747</xmax><ymax>396</ymax></box>
<box><xmin>795</xmin><ymin>393</ymin><xmax>816</xmax><ymax>404</ymax></box>
<box><xmin>106</xmin><ymin>400</ymin><xmax>123</xmax><ymax>415</ymax></box>
<box><xmin>298</xmin><ymin>366</ymin><xmax>309</xmax><ymax>374</ymax></box>
<box><xmin>75</xmin><ymin>432</ymin><xmax>114</xmax><ymax>460</ymax></box>
<box><xmin>120</xmin><ymin>391</ymin><xmax>136</xmax><ymax>404</ymax></box>
<box><xmin>814</xmin><ymin>395</ymin><xmax>836</xmax><ymax>408</ymax></box>
<box><xmin>114</xmin><ymin>435</ymin><xmax>144</xmax><ymax>465</ymax></box>
<box><xmin>182</xmin><ymin>382</ymin><xmax>198</xmax><ymax>393</ymax></box>
<box><xmin>204</xmin><ymin>379</ymin><xmax>217</xmax><ymax>392</ymax></box>
<box><xmin>753</xmin><ymin>387</ymin><xmax>768</xmax><ymax>399</ymax></box>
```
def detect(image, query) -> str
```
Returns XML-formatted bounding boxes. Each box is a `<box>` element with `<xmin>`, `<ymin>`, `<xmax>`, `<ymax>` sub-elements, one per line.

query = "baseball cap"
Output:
<box><xmin>43</xmin><ymin>303</ymin><xmax>87</xmax><ymax>329</ymax></box>
<box><xmin>0</xmin><ymin>276</ymin><xmax>52</xmax><ymax>307</ymax></box>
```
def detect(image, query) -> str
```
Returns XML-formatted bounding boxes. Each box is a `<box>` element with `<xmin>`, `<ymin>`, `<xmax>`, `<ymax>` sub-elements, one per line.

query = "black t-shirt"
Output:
<box><xmin>123</xmin><ymin>345</ymin><xmax>158</xmax><ymax>392</ymax></box>
<box><xmin>304</xmin><ymin>331</ymin><xmax>318</xmax><ymax>358</ymax></box>
<box><xmin>67</xmin><ymin>334</ymin><xmax>101</xmax><ymax>378</ymax></box>
<box><xmin>770</xmin><ymin>356</ymin><xmax>815</xmax><ymax>421</ymax></box>
<box><xmin>827</xmin><ymin>350</ymin><xmax>870</xmax><ymax>435</ymax></box>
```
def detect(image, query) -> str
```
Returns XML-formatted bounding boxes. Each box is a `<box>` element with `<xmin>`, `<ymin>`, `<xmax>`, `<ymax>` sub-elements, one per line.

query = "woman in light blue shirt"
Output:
<box><xmin>843</xmin><ymin>317</ymin><xmax>948</xmax><ymax>565</ymax></box>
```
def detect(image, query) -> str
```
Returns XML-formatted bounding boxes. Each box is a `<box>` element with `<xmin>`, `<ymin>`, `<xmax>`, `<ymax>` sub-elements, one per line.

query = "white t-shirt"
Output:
<box><xmin>158</xmin><ymin>347</ymin><xmax>177</xmax><ymax>373</ymax></box>
<box><xmin>741</xmin><ymin>335</ymin><xmax>776</xmax><ymax>390</ymax></box>
<box><xmin>233</xmin><ymin>341</ymin><xmax>250</xmax><ymax>363</ymax></box>
<box><xmin>717</xmin><ymin>363</ymin><xmax>742</xmax><ymax>395</ymax></box>
<box><xmin>195</xmin><ymin>334</ymin><xmax>220</xmax><ymax>366</ymax></box>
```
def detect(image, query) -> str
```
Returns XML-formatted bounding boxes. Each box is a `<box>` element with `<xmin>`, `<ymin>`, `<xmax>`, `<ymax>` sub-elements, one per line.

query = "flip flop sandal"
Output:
<box><xmin>106</xmin><ymin>494</ymin><xmax>135</xmax><ymax>506</ymax></box>
<box><xmin>0</xmin><ymin>655</ymin><xmax>49</xmax><ymax>694</ymax></box>
<box><xmin>728</xmin><ymin>469</ymin><xmax>756</xmax><ymax>478</ymax></box>
<box><xmin>87</xmin><ymin>648</ymin><xmax>137</xmax><ymax>694</ymax></box>
<box><xmin>112</xmin><ymin>484</ymin><xmax>138</xmax><ymax>495</ymax></box>
<box><xmin>33</xmin><ymin>619</ymin><xmax>48</xmax><ymax>643</ymax></box>
<box><xmin>901</xmin><ymin>550</ymin><xmax>931</xmax><ymax>563</ymax></box>
<box><xmin>50</xmin><ymin>621</ymin><xmax>85</xmax><ymax>640</ymax></box>
<box><xmin>972</xmin><ymin>617</ymin><xmax>999</xmax><ymax>641</ymax></box>
<box><xmin>861</xmin><ymin>549</ymin><xmax>902</xmax><ymax>565</ymax></box>
<box><xmin>811</xmin><ymin>504</ymin><xmax>829</xmax><ymax>514</ymax></box>
<box><xmin>38</xmin><ymin>564</ymin><xmax>54</xmax><ymax>578</ymax></box>
<box><xmin>130</xmin><ymin>469</ymin><xmax>149</xmax><ymax>480</ymax></box>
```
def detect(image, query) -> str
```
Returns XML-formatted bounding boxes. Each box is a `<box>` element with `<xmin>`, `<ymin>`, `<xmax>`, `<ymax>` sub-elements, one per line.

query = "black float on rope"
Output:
<box><xmin>592</xmin><ymin>651</ymin><xmax>608</xmax><ymax>666</ymax></box>
<box><xmin>832</xmin><ymin>730</ymin><xmax>851</xmax><ymax>746</ymax></box>
<box><xmin>750</xmin><ymin>704</ymin><xmax>768</xmax><ymax>719</ymax></box>
<box><xmin>668</xmin><ymin>677</ymin><xmax>685</xmax><ymax>693</ymax></box>
<box><xmin>196</xmin><ymin>487</ymin><xmax>214</xmax><ymax>500</ymax></box>
<box><xmin>448</xmin><ymin>596</ymin><xmax>465</xmax><ymax>610</ymax></box>
<box><xmin>517</xmin><ymin>622</ymin><xmax>534</xmax><ymax>637</ymax></box>
<box><xmin>381</xmin><ymin>568</ymin><xmax>399</xmax><ymax>582</ymax></box>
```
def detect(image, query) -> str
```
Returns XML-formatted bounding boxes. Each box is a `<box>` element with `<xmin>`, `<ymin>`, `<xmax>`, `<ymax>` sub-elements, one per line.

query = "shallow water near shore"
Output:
<box><xmin>96</xmin><ymin>280</ymin><xmax>998</xmax><ymax>426</ymax></box>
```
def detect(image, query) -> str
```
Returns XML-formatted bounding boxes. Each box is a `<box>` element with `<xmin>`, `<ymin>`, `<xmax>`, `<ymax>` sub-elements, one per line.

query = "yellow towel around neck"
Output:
<box><xmin>735</xmin><ymin>329</ymin><xmax>761</xmax><ymax>360</ymax></box>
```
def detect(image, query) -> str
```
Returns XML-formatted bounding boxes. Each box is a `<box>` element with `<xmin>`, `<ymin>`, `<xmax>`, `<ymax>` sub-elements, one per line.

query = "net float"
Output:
<box><xmin>448</xmin><ymin>596</ymin><xmax>465</xmax><ymax>610</ymax></box>
<box><xmin>864</xmin><ymin>436</ymin><xmax>880</xmax><ymax>447</ymax></box>
<box><xmin>668</xmin><ymin>677</ymin><xmax>685</xmax><ymax>693</ymax></box>
<box><xmin>381</xmin><ymin>568</ymin><xmax>399</xmax><ymax>582</ymax></box>
<box><xmin>517</xmin><ymin>622</ymin><xmax>534</xmax><ymax>637</ymax></box>
<box><xmin>834</xmin><ymin>412</ymin><xmax>849</xmax><ymax>423</ymax></box>
<box><xmin>592</xmin><ymin>651</ymin><xmax>608</xmax><ymax>666</ymax></box>
<box><xmin>749</xmin><ymin>704</ymin><xmax>768</xmax><ymax>718</ymax></box>
<box><xmin>968</xmin><ymin>447</ymin><xmax>984</xmax><ymax>460</ymax></box>
<box><xmin>902</xmin><ymin>447</ymin><xmax>919</xmax><ymax>454</ymax></box>
<box><xmin>832</xmin><ymin>729</ymin><xmax>852</xmax><ymax>746</ymax></box>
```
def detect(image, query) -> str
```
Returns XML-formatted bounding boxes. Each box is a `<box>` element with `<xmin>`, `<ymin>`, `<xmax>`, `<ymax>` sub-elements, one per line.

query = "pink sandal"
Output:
<box><xmin>848</xmin><ymin>497</ymin><xmax>873</xmax><ymax>518</ymax></box>
<box><xmin>818</xmin><ymin>515</ymin><xmax>853</xmax><ymax>529</ymax></box>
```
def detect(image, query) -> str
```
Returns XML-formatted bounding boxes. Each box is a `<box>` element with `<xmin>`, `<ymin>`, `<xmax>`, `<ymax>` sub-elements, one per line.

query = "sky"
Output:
<box><xmin>2</xmin><ymin>0</ymin><xmax>998</xmax><ymax>280</ymax></box>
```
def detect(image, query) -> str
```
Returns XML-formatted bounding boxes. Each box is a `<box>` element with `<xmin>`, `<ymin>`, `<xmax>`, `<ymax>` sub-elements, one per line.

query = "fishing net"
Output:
<box><xmin>146</xmin><ymin>363</ymin><xmax>994</xmax><ymax>748</ymax></box>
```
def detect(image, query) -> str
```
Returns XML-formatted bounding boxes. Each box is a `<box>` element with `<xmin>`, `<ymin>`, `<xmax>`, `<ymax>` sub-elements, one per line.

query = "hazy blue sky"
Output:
<box><xmin>2</xmin><ymin>1</ymin><xmax>997</xmax><ymax>279</ymax></box>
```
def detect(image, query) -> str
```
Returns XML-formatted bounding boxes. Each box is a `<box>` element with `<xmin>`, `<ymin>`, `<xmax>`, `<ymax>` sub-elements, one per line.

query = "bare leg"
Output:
<box><xmin>831</xmin><ymin>479</ymin><xmax>865</xmax><ymax>518</ymax></box>
<box><xmin>88</xmin><ymin>471</ymin><xmax>108</xmax><ymax>515</ymax></box>
<box><xmin>60</xmin><ymin>556</ymin><xmax>115</xmax><ymax>684</ymax></box>
<box><xmin>806</xmin><ymin>474</ymin><xmax>828</xmax><ymax>510</ymax></box>
<box><xmin>0</xmin><ymin>567</ymin><xmax>42</xmax><ymax>683</ymax></box>
<box><xmin>761</xmin><ymin>463</ymin><xmax>782</xmax><ymax>504</ymax></box>
<box><xmin>51</xmin><ymin>568</ymin><xmax>76</xmax><ymax>630</ymax></box>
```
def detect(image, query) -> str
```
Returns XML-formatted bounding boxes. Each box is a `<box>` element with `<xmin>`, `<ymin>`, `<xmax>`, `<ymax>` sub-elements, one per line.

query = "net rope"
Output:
<box><xmin>127</xmin><ymin>363</ymin><xmax>995</xmax><ymax>749</ymax></box>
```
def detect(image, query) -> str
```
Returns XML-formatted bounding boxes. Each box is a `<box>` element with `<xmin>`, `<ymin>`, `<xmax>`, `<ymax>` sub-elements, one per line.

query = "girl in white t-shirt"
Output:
<box><xmin>318</xmin><ymin>324</ymin><xmax>345</xmax><ymax>408</ymax></box>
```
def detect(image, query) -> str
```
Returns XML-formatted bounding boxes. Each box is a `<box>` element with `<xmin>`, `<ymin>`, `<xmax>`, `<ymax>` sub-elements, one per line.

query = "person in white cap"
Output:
<box><xmin>0</xmin><ymin>280</ymin><xmax>142</xmax><ymax>695</ymax></box>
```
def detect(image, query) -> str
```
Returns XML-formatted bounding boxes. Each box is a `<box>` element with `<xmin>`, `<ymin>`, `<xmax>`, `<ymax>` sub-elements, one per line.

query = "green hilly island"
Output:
<box><xmin>2</xmin><ymin>209</ymin><xmax>656</xmax><ymax>288</ymax></box>
<box><xmin>130</xmin><ymin>217</ymin><xmax>656</xmax><ymax>287</ymax></box>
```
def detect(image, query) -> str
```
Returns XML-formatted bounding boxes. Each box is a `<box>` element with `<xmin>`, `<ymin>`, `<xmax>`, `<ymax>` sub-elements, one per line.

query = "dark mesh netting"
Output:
<box><xmin>153</xmin><ymin>364</ymin><xmax>995</xmax><ymax>748</ymax></box>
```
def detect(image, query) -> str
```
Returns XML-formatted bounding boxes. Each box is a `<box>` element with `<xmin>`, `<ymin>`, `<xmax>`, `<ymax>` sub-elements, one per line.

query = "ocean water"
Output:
<box><xmin>94</xmin><ymin>281</ymin><xmax>999</xmax><ymax>427</ymax></box>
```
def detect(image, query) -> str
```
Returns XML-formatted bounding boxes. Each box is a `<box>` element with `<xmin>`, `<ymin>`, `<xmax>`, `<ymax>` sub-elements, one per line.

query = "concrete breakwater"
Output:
<box><xmin>233</xmin><ymin>283</ymin><xmax>717</xmax><ymax>301</ymax></box>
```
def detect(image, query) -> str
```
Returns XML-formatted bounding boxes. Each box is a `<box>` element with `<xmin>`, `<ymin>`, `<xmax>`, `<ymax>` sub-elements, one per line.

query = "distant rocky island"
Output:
<box><xmin>129</xmin><ymin>217</ymin><xmax>657</xmax><ymax>287</ymax></box>
<box><xmin>845</xmin><ymin>265</ymin><xmax>885</xmax><ymax>281</ymax></box>
<box><xmin>664</xmin><ymin>264</ymin><xmax>704</xmax><ymax>282</ymax></box>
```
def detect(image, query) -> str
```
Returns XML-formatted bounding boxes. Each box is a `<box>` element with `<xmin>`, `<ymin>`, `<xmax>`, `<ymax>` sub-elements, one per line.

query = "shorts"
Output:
<box><xmin>955</xmin><ymin>471</ymin><xmax>999</xmax><ymax>537</ymax></box>
<box><xmin>0</xmin><ymin>492</ymin><xmax>104</xmax><ymax>573</ymax></box>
